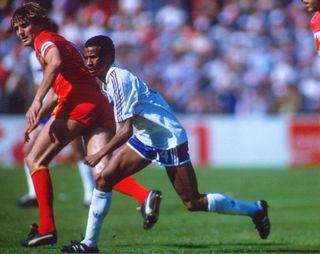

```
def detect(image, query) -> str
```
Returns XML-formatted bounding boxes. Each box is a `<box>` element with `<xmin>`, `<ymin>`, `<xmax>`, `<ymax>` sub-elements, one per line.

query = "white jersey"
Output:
<box><xmin>101</xmin><ymin>64</ymin><xmax>188</xmax><ymax>149</ymax></box>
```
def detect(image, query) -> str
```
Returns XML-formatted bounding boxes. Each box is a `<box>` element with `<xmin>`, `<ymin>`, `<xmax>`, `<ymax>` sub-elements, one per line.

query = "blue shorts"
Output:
<box><xmin>40</xmin><ymin>113</ymin><xmax>51</xmax><ymax>126</ymax></box>
<box><xmin>127</xmin><ymin>135</ymin><xmax>190</xmax><ymax>166</ymax></box>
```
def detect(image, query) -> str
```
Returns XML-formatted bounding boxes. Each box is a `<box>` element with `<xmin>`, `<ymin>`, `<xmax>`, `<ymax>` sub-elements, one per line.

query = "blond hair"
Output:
<box><xmin>11</xmin><ymin>1</ymin><xmax>54</xmax><ymax>31</ymax></box>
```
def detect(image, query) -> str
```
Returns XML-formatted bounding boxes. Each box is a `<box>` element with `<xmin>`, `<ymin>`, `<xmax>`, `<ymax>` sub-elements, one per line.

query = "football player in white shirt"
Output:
<box><xmin>61</xmin><ymin>35</ymin><xmax>271</xmax><ymax>253</ymax></box>
<box><xmin>23</xmin><ymin>41</ymin><xmax>162</xmax><ymax>228</ymax></box>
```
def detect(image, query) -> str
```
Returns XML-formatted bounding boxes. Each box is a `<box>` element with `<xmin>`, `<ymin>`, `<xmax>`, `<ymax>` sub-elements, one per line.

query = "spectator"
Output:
<box><xmin>0</xmin><ymin>0</ymin><xmax>318</xmax><ymax>115</ymax></box>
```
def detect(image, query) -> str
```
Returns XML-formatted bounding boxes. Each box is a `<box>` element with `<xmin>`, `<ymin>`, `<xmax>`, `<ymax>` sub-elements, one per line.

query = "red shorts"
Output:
<box><xmin>52</xmin><ymin>87</ymin><xmax>115</xmax><ymax>132</ymax></box>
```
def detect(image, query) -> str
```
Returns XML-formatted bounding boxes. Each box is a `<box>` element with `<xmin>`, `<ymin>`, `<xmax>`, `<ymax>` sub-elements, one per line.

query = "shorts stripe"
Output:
<box><xmin>127</xmin><ymin>136</ymin><xmax>190</xmax><ymax>166</ymax></box>
<box><xmin>126</xmin><ymin>142</ymin><xmax>150</xmax><ymax>161</ymax></box>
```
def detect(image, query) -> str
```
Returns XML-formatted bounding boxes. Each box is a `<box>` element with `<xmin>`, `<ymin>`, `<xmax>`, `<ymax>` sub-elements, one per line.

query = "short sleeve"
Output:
<box><xmin>40</xmin><ymin>41</ymin><xmax>56</xmax><ymax>58</ymax></box>
<box><xmin>34</xmin><ymin>32</ymin><xmax>56</xmax><ymax>59</ymax></box>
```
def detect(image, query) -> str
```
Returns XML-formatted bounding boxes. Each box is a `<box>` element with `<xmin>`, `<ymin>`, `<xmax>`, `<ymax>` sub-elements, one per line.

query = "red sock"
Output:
<box><xmin>113</xmin><ymin>176</ymin><xmax>149</xmax><ymax>206</ymax></box>
<box><xmin>31</xmin><ymin>167</ymin><xmax>55</xmax><ymax>234</ymax></box>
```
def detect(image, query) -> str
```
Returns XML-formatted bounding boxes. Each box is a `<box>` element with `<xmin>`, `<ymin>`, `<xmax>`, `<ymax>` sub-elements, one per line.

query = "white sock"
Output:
<box><xmin>81</xmin><ymin>189</ymin><xmax>112</xmax><ymax>247</ymax></box>
<box><xmin>24</xmin><ymin>161</ymin><xmax>36</xmax><ymax>198</ymax></box>
<box><xmin>78</xmin><ymin>160</ymin><xmax>94</xmax><ymax>204</ymax></box>
<box><xmin>207</xmin><ymin>193</ymin><xmax>259</xmax><ymax>216</ymax></box>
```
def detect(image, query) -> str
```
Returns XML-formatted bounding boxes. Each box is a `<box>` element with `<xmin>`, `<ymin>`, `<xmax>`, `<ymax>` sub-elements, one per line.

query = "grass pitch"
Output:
<box><xmin>0</xmin><ymin>165</ymin><xmax>319</xmax><ymax>254</ymax></box>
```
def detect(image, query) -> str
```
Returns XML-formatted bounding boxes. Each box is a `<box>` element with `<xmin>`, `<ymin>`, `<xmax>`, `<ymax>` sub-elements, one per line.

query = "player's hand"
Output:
<box><xmin>24</xmin><ymin>124</ymin><xmax>38</xmax><ymax>142</ymax></box>
<box><xmin>24</xmin><ymin>107</ymin><xmax>41</xmax><ymax>142</ymax></box>
<box><xmin>24</xmin><ymin>128</ymin><xmax>31</xmax><ymax>143</ymax></box>
<box><xmin>24</xmin><ymin>119</ymin><xmax>39</xmax><ymax>142</ymax></box>
<box><xmin>26</xmin><ymin>100</ymin><xmax>42</xmax><ymax>129</ymax></box>
<box><xmin>25</xmin><ymin>100</ymin><xmax>42</xmax><ymax>142</ymax></box>
<box><xmin>84</xmin><ymin>153</ymin><xmax>102</xmax><ymax>167</ymax></box>
<box><xmin>24</xmin><ymin>128</ymin><xmax>34</xmax><ymax>143</ymax></box>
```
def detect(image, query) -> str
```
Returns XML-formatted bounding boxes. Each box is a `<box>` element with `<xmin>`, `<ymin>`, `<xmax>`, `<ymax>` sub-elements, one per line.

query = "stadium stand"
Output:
<box><xmin>0</xmin><ymin>0</ymin><xmax>318</xmax><ymax>115</ymax></box>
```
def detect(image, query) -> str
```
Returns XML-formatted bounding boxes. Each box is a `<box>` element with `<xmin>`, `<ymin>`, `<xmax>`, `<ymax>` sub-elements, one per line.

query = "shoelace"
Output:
<box><xmin>70</xmin><ymin>240</ymin><xmax>81</xmax><ymax>245</ymax></box>
<box><xmin>27</xmin><ymin>224</ymin><xmax>38</xmax><ymax>237</ymax></box>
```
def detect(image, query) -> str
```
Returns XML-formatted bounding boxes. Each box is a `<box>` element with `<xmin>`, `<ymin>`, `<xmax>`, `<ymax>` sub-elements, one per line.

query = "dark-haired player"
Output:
<box><xmin>61</xmin><ymin>35</ymin><xmax>271</xmax><ymax>253</ymax></box>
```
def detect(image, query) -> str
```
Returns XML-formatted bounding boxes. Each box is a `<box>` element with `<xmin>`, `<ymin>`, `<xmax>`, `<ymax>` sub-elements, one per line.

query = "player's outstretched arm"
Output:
<box><xmin>24</xmin><ymin>89</ymin><xmax>58</xmax><ymax>142</ymax></box>
<box><xmin>84</xmin><ymin>118</ymin><xmax>133</xmax><ymax>167</ymax></box>
<box><xmin>26</xmin><ymin>47</ymin><xmax>61</xmax><ymax>128</ymax></box>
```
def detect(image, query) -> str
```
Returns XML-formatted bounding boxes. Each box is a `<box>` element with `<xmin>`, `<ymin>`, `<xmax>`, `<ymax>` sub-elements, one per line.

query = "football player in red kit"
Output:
<box><xmin>12</xmin><ymin>1</ymin><xmax>162</xmax><ymax>248</ymax></box>
<box><xmin>303</xmin><ymin>0</ymin><xmax>320</xmax><ymax>53</ymax></box>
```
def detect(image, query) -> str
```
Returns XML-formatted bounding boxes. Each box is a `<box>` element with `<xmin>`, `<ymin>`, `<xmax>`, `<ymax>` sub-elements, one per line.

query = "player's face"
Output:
<box><xmin>84</xmin><ymin>46</ymin><xmax>106</xmax><ymax>79</ymax></box>
<box><xmin>301</xmin><ymin>0</ymin><xmax>320</xmax><ymax>12</ymax></box>
<box><xmin>13</xmin><ymin>20</ymin><xmax>41</xmax><ymax>47</ymax></box>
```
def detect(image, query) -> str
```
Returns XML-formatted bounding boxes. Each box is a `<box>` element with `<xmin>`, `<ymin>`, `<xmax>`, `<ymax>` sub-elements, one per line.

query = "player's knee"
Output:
<box><xmin>25</xmin><ymin>155</ymin><xmax>49</xmax><ymax>172</ymax></box>
<box><xmin>73</xmin><ymin>152</ymin><xmax>83</xmax><ymax>161</ymax></box>
<box><xmin>94</xmin><ymin>173</ymin><xmax>103</xmax><ymax>187</ymax></box>
<box><xmin>95</xmin><ymin>173</ymin><xmax>112</xmax><ymax>191</ymax></box>
<box><xmin>94</xmin><ymin>161</ymin><xmax>107</xmax><ymax>175</ymax></box>
<box><xmin>25</xmin><ymin>156</ymin><xmax>36</xmax><ymax>172</ymax></box>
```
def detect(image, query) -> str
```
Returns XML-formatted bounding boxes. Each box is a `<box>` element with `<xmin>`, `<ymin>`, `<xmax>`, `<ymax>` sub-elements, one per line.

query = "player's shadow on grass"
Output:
<box><xmin>116</xmin><ymin>243</ymin><xmax>320</xmax><ymax>253</ymax></box>
<box><xmin>219</xmin><ymin>250</ymin><xmax>320</xmax><ymax>253</ymax></box>
<box><xmin>163</xmin><ymin>243</ymin><xmax>320</xmax><ymax>253</ymax></box>
<box><xmin>163</xmin><ymin>243</ymin><xmax>210</xmax><ymax>249</ymax></box>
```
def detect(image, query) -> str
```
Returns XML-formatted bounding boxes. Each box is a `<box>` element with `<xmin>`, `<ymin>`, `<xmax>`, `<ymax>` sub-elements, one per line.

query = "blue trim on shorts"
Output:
<box><xmin>127</xmin><ymin>136</ymin><xmax>190</xmax><ymax>166</ymax></box>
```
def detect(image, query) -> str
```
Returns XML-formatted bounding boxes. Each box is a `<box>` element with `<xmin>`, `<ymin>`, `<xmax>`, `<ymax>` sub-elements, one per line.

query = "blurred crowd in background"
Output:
<box><xmin>0</xmin><ymin>0</ymin><xmax>319</xmax><ymax>115</ymax></box>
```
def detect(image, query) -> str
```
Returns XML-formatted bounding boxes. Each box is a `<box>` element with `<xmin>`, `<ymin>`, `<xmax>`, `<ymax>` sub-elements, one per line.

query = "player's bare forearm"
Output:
<box><xmin>42</xmin><ymin>89</ymin><xmax>58</xmax><ymax>115</ymax></box>
<box><xmin>101</xmin><ymin>118</ymin><xmax>133</xmax><ymax>156</ymax></box>
<box><xmin>27</xmin><ymin>48</ymin><xmax>60</xmax><ymax>127</ymax></box>
<box><xmin>84</xmin><ymin>118</ymin><xmax>133</xmax><ymax>166</ymax></box>
<box><xmin>38</xmin><ymin>89</ymin><xmax>57</xmax><ymax>121</ymax></box>
<box><xmin>25</xmin><ymin>89</ymin><xmax>58</xmax><ymax>143</ymax></box>
<box><xmin>26</xmin><ymin>100</ymin><xmax>42</xmax><ymax>130</ymax></box>
<box><xmin>33</xmin><ymin>46</ymin><xmax>61</xmax><ymax>104</ymax></box>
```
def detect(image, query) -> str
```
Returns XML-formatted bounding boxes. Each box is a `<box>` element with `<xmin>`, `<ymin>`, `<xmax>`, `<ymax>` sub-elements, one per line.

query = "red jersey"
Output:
<box><xmin>310</xmin><ymin>11</ymin><xmax>320</xmax><ymax>55</ymax></box>
<box><xmin>33</xmin><ymin>30</ymin><xmax>115</xmax><ymax>131</ymax></box>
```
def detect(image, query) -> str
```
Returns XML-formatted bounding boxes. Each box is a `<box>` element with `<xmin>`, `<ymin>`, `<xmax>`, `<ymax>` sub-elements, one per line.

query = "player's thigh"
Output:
<box><xmin>100</xmin><ymin>144</ymin><xmax>150</xmax><ymax>187</ymax></box>
<box><xmin>26</xmin><ymin>117</ymin><xmax>87</xmax><ymax>167</ymax></box>
<box><xmin>83</xmin><ymin>127</ymin><xmax>114</xmax><ymax>174</ymax></box>
<box><xmin>70</xmin><ymin>136</ymin><xmax>85</xmax><ymax>160</ymax></box>
<box><xmin>84</xmin><ymin>127</ymin><xmax>114</xmax><ymax>154</ymax></box>
<box><xmin>165</xmin><ymin>162</ymin><xmax>201</xmax><ymax>200</ymax></box>
<box><xmin>23</xmin><ymin>126</ymin><xmax>42</xmax><ymax>156</ymax></box>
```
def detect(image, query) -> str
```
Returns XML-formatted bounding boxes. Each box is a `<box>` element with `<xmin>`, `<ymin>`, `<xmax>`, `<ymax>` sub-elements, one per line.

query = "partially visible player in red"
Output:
<box><xmin>302</xmin><ymin>0</ymin><xmax>320</xmax><ymax>49</ymax></box>
<box><xmin>11</xmin><ymin>1</ymin><xmax>161</xmax><ymax>248</ymax></box>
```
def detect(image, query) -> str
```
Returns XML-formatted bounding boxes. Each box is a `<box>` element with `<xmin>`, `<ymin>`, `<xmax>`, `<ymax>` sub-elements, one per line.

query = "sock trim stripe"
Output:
<box><xmin>31</xmin><ymin>166</ymin><xmax>49</xmax><ymax>176</ymax></box>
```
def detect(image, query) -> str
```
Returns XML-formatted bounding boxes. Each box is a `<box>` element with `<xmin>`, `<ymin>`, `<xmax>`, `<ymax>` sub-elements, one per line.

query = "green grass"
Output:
<box><xmin>0</xmin><ymin>166</ymin><xmax>320</xmax><ymax>254</ymax></box>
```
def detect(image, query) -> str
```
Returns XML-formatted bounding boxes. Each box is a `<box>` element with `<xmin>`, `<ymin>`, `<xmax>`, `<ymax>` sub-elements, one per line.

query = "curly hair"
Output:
<box><xmin>85</xmin><ymin>35</ymin><xmax>115</xmax><ymax>64</ymax></box>
<box><xmin>11</xmin><ymin>1</ymin><xmax>54</xmax><ymax>31</ymax></box>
